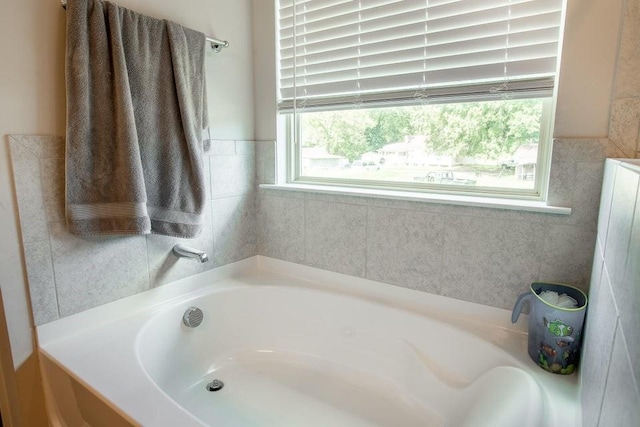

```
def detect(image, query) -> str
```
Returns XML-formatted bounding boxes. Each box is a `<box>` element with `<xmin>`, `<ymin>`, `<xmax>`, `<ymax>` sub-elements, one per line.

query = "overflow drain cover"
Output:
<box><xmin>206</xmin><ymin>379</ymin><xmax>224</xmax><ymax>392</ymax></box>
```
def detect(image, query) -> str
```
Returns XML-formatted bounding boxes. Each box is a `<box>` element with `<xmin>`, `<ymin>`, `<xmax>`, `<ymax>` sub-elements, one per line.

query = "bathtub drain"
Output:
<box><xmin>206</xmin><ymin>379</ymin><xmax>224</xmax><ymax>392</ymax></box>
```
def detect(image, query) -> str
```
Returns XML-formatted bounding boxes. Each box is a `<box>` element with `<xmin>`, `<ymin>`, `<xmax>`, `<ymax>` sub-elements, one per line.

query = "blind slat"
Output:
<box><xmin>280</xmin><ymin>55</ymin><xmax>558</xmax><ymax>95</ymax></box>
<box><xmin>280</xmin><ymin>27</ymin><xmax>559</xmax><ymax>72</ymax></box>
<box><xmin>277</xmin><ymin>0</ymin><xmax>563</xmax><ymax>109</ymax></box>
<box><xmin>278</xmin><ymin>78</ymin><xmax>555</xmax><ymax>112</ymax></box>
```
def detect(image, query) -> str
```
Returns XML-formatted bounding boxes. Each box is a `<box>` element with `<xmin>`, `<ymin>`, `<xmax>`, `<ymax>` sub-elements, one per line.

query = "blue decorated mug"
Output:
<box><xmin>512</xmin><ymin>282</ymin><xmax>588</xmax><ymax>374</ymax></box>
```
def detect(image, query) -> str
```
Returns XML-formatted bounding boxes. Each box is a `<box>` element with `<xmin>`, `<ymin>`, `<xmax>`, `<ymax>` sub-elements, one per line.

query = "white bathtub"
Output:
<box><xmin>38</xmin><ymin>256</ymin><xmax>580</xmax><ymax>427</ymax></box>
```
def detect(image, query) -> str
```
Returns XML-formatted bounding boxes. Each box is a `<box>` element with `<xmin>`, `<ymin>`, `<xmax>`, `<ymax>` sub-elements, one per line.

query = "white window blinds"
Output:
<box><xmin>277</xmin><ymin>0</ymin><xmax>564</xmax><ymax>111</ymax></box>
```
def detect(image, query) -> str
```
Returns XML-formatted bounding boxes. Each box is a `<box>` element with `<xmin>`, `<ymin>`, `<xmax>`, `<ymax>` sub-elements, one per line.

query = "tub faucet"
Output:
<box><xmin>172</xmin><ymin>244</ymin><xmax>209</xmax><ymax>263</ymax></box>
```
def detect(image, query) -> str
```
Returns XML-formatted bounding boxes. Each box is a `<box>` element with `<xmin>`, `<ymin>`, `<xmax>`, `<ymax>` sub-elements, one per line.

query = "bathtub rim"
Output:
<box><xmin>38</xmin><ymin>255</ymin><xmax>530</xmax><ymax>344</ymax></box>
<box><xmin>36</xmin><ymin>255</ymin><xmax>581</xmax><ymax>427</ymax></box>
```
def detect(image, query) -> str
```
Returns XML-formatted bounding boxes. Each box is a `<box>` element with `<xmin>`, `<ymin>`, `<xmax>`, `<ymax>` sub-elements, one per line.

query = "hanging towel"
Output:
<box><xmin>65</xmin><ymin>0</ymin><xmax>208</xmax><ymax>238</ymax></box>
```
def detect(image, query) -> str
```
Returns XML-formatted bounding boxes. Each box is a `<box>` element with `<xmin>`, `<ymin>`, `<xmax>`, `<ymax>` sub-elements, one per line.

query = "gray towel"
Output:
<box><xmin>65</xmin><ymin>0</ymin><xmax>208</xmax><ymax>238</ymax></box>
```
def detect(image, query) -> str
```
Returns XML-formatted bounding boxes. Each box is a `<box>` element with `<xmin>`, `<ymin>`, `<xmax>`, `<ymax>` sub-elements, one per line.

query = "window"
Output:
<box><xmin>277</xmin><ymin>0</ymin><xmax>564</xmax><ymax>199</ymax></box>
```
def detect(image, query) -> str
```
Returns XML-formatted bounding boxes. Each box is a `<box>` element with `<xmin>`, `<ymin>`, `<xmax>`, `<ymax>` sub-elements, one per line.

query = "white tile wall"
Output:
<box><xmin>366</xmin><ymin>207</ymin><xmax>444</xmax><ymax>293</ymax></box>
<box><xmin>603</xmin><ymin>166</ymin><xmax>639</xmax><ymax>285</ymax></box>
<box><xmin>304</xmin><ymin>199</ymin><xmax>367</xmax><ymax>277</ymax></box>
<box><xmin>581</xmin><ymin>266</ymin><xmax>617</xmax><ymax>427</ymax></box>
<box><xmin>255</xmin><ymin>140</ymin><xmax>276</xmax><ymax>185</ymax></box>
<box><xmin>212</xmin><ymin>195</ymin><xmax>257</xmax><ymax>266</ymax></box>
<box><xmin>581</xmin><ymin>159</ymin><xmax>640</xmax><ymax>426</ymax></box>
<box><xmin>9</xmin><ymin>135</ymin><xmax>257</xmax><ymax>324</ymax></box>
<box><xmin>257</xmin><ymin>138</ymin><xmax>608</xmax><ymax>310</ymax></box>
<box><xmin>146</xmin><ymin>200</ymin><xmax>215</xmax><ymax>286</ymax></box>
<box><xmin>598</xmin><ymin>326</ymin><xmax>640</xmax><ymax>426</ymax></box>
<box><xmin>256</xmin><ymin>193</ymin><xmax>305</xmax><ymax>264</ymax></box>
<box><xmin>8</xmin><ymin>134</ymin><xmax>616</xmax><ymax>324</ymax></box>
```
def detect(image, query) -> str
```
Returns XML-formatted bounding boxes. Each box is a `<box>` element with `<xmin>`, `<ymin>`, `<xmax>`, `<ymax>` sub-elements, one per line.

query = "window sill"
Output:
<box><xmin>259</xmin><ymin>183</ymin><xmax>572</xmax><ymax>215</ymax></box>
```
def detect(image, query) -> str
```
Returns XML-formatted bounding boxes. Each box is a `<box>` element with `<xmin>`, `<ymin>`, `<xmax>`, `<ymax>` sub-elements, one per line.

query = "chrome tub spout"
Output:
<box><xmin>172</xmin><ymin>244</ymin><xmax>209</xmax><ymax>263</ymax></box>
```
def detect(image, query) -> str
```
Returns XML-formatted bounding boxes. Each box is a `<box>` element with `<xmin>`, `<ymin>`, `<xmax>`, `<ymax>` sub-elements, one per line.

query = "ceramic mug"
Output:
<box><xmin>512</xmin><ymin>282</ymin><xmax>588</xmax><ymax>374</ymax></box>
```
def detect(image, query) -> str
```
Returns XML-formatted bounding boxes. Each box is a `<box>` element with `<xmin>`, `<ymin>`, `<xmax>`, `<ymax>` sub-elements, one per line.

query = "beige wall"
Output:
<box><xmin>554</xmin><ymin>0</ymin><xmax>623</xmax><ymax>138</ymax></box>
<box><xmin>0</xmin><ymin>1</ymin><xmax>66</xmax><ymax>424</ymax></box>
<box><xmin>0</xmin><ymin>0</ymin><xmax>254</xmax><ymax>424</ymax></box>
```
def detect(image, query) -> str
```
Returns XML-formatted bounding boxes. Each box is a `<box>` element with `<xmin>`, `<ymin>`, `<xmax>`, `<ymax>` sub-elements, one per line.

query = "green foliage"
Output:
<box><xmin>365</xmin><ymin>109</ymin><xmax>415</xmax><ymax>152</ymax></box>
<box><xmin>300</xmin><ymin>99</ymin><xmax>543</xmax><ymax>162</ymax></box>
<box><xmin>301</xmin><ymin>110</ymin><xmax>374</xmax><ymax>162</ymax></box>
<box><xmin>428</xmin><ymin>99</ymin><xmax>542</xmax><ymax>158</ymax></box>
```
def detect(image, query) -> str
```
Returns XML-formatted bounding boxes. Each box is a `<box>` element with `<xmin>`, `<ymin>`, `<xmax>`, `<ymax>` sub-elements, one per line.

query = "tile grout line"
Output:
<box><xmin>303</xmin><ymin>195</ymin><xmax>308</xmax><ymax>265</ymax></box>
<box><xmin>46</xmin><ymin>223</ymin><xmax>62</xmax><ymax>321</ymax></box>
<box><xmin>594</xmin><ymin>318</ymin><xmax>620</xmax><ymax>427</ymax></box>
<box><xmin>616</xmin><ymin>325</ymin><xmax>640</xmax><ymax>398</ymax></box>
<box><xmin>144</xmin><ymin>234</ymin><xmax>152</xmax><ymax>289</ymax></box>
<box><xmin>34</xmin><ymin>143</ymin><xmax>62</xmax><ymax>322</ymax></box>
<box><xmin>364</xmin><ymin>205</ymin><xmax>369</xmax><ymax>279</ymax></box>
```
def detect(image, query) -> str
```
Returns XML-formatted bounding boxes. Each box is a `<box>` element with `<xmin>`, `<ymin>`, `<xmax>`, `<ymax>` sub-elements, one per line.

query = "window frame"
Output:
<box><xmin>275</xmin><ymin>0</ymin><xmax>564</xmax><ymax>203</ymax></box>
<box><xmin>282</xmin><ymin>95</ymin><xmax>555</xmax><ymax>201</ymax></box>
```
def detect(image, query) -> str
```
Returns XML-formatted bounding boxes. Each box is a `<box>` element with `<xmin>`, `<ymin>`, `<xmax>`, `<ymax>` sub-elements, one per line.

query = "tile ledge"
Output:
<box><xmin>260</xmin><ymin>183</ymin><xmax>572</xmax><ymax>215</ymax></box>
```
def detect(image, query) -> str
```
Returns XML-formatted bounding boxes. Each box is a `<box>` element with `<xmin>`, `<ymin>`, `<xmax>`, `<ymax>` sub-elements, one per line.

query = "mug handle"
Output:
<box><xmin>511</xmin><ymin>292</ymin><xmax>531</xmax><ymax>323</ymax></box>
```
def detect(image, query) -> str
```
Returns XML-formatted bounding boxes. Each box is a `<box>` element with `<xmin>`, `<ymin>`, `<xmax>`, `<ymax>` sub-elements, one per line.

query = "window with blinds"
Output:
<box><xmin>276</xmin><ymin>0</ymin><xmax>565</xmax><ymax>199</ymax></box>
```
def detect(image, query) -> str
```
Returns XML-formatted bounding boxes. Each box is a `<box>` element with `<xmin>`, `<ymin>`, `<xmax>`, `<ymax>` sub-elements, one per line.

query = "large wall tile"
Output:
<box><xmin>256</xmin><ymin>140</ymin><xmax>276</xmax><ymax>185</ymax></box>
<box><xmin>547</xmin><ymin>139</ymin><xmax>607</xmax><ymax>215</ymax></box>
<box><xmin>23</xmin><ymin>240</ymin><xmax>59</xmax><ymax>325</ymax></box>
<box><xmin>445</xmin><ymin>204</ymin><xmax>548</xmax><ymax>224</ymax></box>
<box><xmin>569</xmin><ymin>162</ymin><xmax>605</xmax><ymax>227</ymax></box>
<box><xmin>581</xmin><ymin>269</ymin><xmax>618</xmax><ymax>427</ymax></box>
<box><xmin>257</xmin><ymin>193</ymin><xmax>305</xmax><ymax>263</ymax></box>
<box><xmin>597</xmin><ymin>160</ymin><xmax>619</xmax><ymax>247</ymax></box>
<box><xmin>590</xmin><ymin>239</ymin><xmax>604</xmax><ymax>294</ymax></box>
<box><xmin>206</xmin><ymin>139</ymin><xmax>235</xmax><ymax>155</ymax></box>
<box><xmin>598</xmin><ymin>326</ymin><xmax>640</xmax><ymax>427</ymax></box>
<box><xmin>442</xmin><ymin>216</ymin><xmax>545</xmax><ymax>309</ymax></box>
<box><xmin>547</xmin><ymin>143</ymin><xmax>577</xmax><ymax>207</ymax></box>
<box><xmin>305</xmin><ymin>191</ymin><xmax>369</xmax><ymax>206</ymax></box>
<box><xmin>9</xmin><ymin>138</ymin><xmax>49</xmax><ymax>243</ymax></box>
<box><xmin>614</xmin><ymin>0</ymin><xmax>640</xmax><ymax>98</ymax></box>
<box><xmin>617</xmin><ymin>187</ymin><xmax>640</xmax><ymax>385</ymax></box>
<box><xmin>41</xmin><ymin>158</ymin><xmax>65</xmax><ymax>223</ymax></box>
<box><xmin>210</xmin><ymin>153</ymin><xmax>255</xmax><ymax>198</ymax></box>
<box><xmin>603</xmin><ymin>166</ymin><xmax>639</xmax><ymax>285</ymax></box>
<box><xmin>213</xmin><ymin>195</ymin><xmax>257</xmax><ymax>266</ymax></box>
<box><xmin>366</xmin><ymin>197</ymin><xmax>449</xmax><ymax>214</ymax></box>
<box><xmin>584</xmin><ymin>160</ymin><xmax>640</xmax><ymax>425</ymax></box>
<box><xmin>49</xmin><ymin>222</ymin><xmax>150</xmax><ymax>317</ymax></box>
<box><xmin>10</xmin><ymin>134</ymin><xmax>64</xmax><ymax>159</ymax></box>
<box><xmin>609</xmin><ymin>98</ymin><xmax>640</xmax><ymax>157</ymax></box>
<box><xmin>551</xmin><ymin>138</ymin><xmax>608</xmax><ymax>163</ymax></box>
<box><xmin>538</xmin><ymin>224</ymin><xmax>596</xmax><ymax>290</ymax></box>
<box><xmin>366</xmin><ymin>196</ymin><xmax>548</xmax><ymax>225</ymax></box>
<box><xmin>259</xmin><ymin>187</ymin><xmax>306</xmax><ymax>199</ymax></box>
<box><xmin>304</xmin><ymin>199</ymin><xmax>367</xmax><ymax>277</ymax></box>
<box><xmin>10</xmin><ymin>134</ymin><xmax>260</xmax><ymax>324</ymax></box>
<box><xmin>235</xmin><ymin>140</ymin><xmax>255</xmax><ymax>156</ymax></box>
<box><xmin>366</xmin><ymin>207</ymin><xmax>444</xmax><ymax>293</ymax></box>
<box><xmin>203</xmin><ymin>155</ymin><xmax>212</xmax><ymax>201</ymax></box>
<box><xmin>146</xmin><ymin>201</ymin><xmax>215</xmax><ymax>286</ymax></box>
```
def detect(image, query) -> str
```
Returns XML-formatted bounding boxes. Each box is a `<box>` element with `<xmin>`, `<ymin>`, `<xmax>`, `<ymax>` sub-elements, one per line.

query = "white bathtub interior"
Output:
<box><xmin>38</xmin><ymin>256</ymin><xmax>580</xmax><ymax>427</ymax></box>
